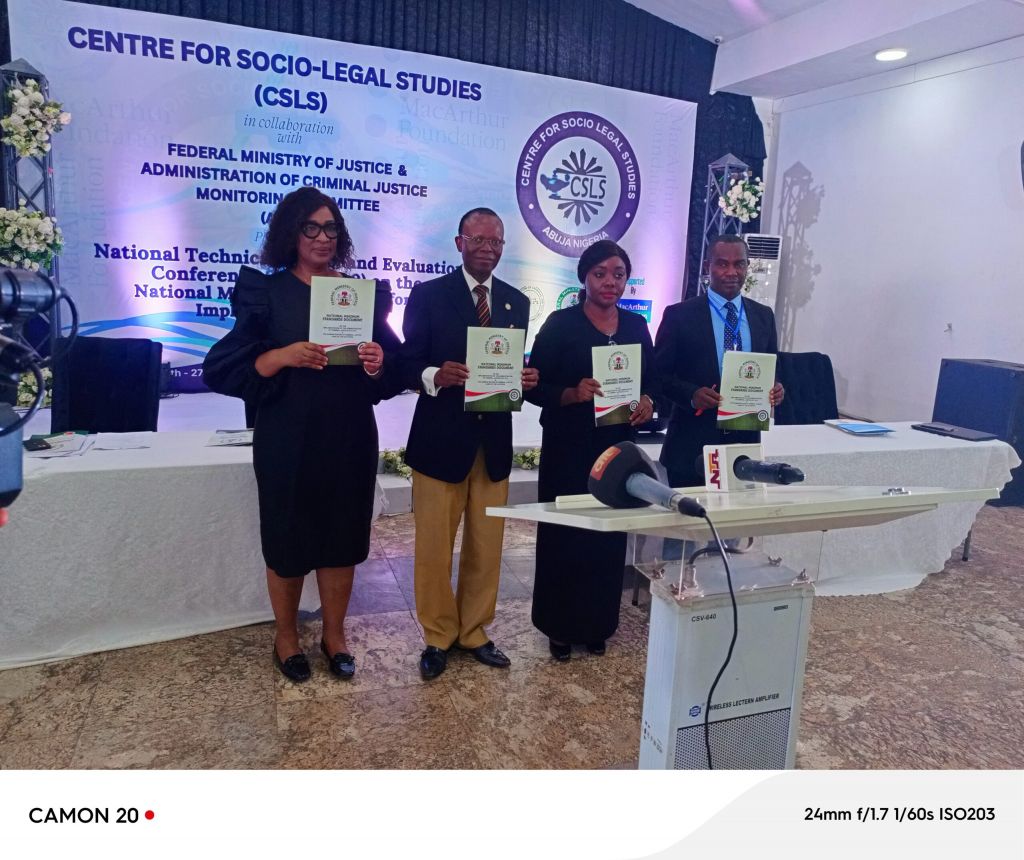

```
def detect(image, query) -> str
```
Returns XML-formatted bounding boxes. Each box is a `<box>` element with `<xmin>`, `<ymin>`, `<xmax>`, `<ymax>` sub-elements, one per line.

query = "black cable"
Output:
<box><xmin>0</xmin><ymin>344</ymin><xmax>44</xmax><ymax>436</ymax></box>
<box><xmin>41</xmin><ymin>293</ymin><xmax>79</xmax><ymax>370</ymax></box>
<box><xmin>686</xmin><ymin>535</ymin><xmax>755</xmax><ymax>566</ymax></box>
<box><xmin>701</xmin><ymin>512</ymin><xmax>739</xmax><ymax>770</ymax></box>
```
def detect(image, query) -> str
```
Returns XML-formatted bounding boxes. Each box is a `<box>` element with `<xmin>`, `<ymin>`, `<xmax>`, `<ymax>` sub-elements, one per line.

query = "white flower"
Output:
<box><xmin>60</xmin><ymin>112</ymin><xmax>71</xmax><ymax>125</ymax></box>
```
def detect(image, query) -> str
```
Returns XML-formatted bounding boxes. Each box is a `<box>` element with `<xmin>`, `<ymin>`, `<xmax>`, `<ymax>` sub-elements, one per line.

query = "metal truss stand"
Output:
<box><xmin>0</xmin><ymin>59</ymin><xmax>61</xmax><ymax>348</ymax></box>
<box><xmin>696</xmin><ymin>153</ymin><xmax>748</xmax><ymax>295</ymax></box>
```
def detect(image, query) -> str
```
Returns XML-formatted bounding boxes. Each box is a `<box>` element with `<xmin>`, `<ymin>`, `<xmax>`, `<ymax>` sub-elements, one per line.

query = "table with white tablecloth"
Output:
<box><xmin>1</xmin><ymin>423</ymin><xmax>1018</xmax><ymax>669</ymax></box>
<box><xmin>0</xmin><ymin>432</ymin><xmax>335</xmax><ymax>669</ymax></box>
<box><xmin>640</xmin><ymin>422</ymin><xmax>1019</xmax><ymax>596</ymax></box>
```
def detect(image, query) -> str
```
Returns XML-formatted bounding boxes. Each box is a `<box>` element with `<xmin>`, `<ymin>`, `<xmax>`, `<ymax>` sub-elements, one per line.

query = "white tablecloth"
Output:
<box><xmin>1</xmin><ymin>432</ymin><xmax>328</xmax><ymax>669</ymax></box>
<box><xmin>642</xmin><ymin>422</ymin><xmax>1019</xmax><ymax>596</ymax></box>
<box><xmin>765</xmin><ymin>424</ymin><xmax>1018</xmax><ymax>595</ymax></box>
<box><xmin>1</xmin><ymin>424</ymin><xmax>1018</xmax><ymax>668</ymax></box>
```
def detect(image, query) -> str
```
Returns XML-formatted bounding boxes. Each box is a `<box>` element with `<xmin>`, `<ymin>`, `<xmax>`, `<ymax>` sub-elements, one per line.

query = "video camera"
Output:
<box><xmin>0</xmin><ymin>268</ymin><xmax>77</xmax><ymax>508</ymax></box>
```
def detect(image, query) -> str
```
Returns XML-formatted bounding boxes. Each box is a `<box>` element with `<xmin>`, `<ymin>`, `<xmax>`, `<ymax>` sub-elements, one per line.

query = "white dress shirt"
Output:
<box><xmin>420</xmin><ymin>267</ymin><xmax>493</xmax><ymax>396</ymax></box>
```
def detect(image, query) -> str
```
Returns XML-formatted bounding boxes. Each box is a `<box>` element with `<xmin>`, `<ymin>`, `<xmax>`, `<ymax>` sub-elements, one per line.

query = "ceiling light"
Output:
<box><xmin>875</xmin><ymin>48</ymin><xmax>908</xmax><ymax>62</ymax></box>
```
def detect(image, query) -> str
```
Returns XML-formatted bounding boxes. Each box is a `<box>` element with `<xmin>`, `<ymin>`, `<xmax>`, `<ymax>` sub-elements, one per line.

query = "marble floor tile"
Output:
<box><xmin>278</xmin><ymin>683</ymin><xmax>481</xmax><ymax>769</ymax></box>
<box><xmin>4</xmin><ymin>503</ymin><xmax>1023</xmax><ymax>771</ymax></box>
<box><xmin>502</xmin><ymin>517</ymin><xmax>537</xmax><ymax>550</ymax></box>
<box><xmin>373</xmin><ymin>513</ymin><xmax>418</xmax><ymax>558</ymax></box>
<box><xmin>347</xmin><ymin>558</ymin><xmax>409</xmax><ymax>617</ymax></box>
<box><xmin>502</xmin><ymin>553</ymin><xmax>535</xmax><ymax>589</ymax></box>
<box><xmin>87</xmin><ymin>624</ymin><xmax>275</xmax><ymax>726</ymax></box>
<box><xmin>0</xmin><ymin>651</ymin><xmax>106</xmax><ymax>743</ymax></box>
<box><xmin>274</xmin><ymin>609</ymin><xmax>425</xmax><ymax>704</ymax></box>
<box><xmin>71</xmin><ymin>701</ymin><xmax>281</xmax><ymax>769</ymax></box>
<box><xmin>798</xmin><ymin>684</ymin><xmax>1024</xmax><ymax>769</ymax></box>
<box><xmin>389</xmin><ymin>554</ymin><xmax>531</xmax><ymax>608</ymax></box>
<box><xmin>808</xmin><ymin>592</ymin><xmax>935</xmax><ymax>634</ymax></box>
<box><xmin>0</xmin><ymin>733</ymin><xmax>79</xmax><ymax>769</ymax></box>
<box><xmin>446</xmin><ymin>653</ymin><xmax>644</xmax><ymax>769</ymax></box>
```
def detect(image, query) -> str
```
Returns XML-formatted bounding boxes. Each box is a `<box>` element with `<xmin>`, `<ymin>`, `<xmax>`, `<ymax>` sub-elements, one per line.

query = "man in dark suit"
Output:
<box><xmin>655</xmin><ymin>234</ymin><xmax>785</xmax><ymax>487</ymax></box>
<box><xmin>401</xmin><ymin>208</ymin><xmax>538</xmax><ymax>680</ymax></box>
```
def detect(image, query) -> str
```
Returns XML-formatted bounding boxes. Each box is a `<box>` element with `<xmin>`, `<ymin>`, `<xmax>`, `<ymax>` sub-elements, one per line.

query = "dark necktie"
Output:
<box><xmin>474</xmin><ymin>284</ymin><xmax>490</xmax><ymax>327</ymax></box>
<box><xmin>724</xmin><ymin>301</ymin><xmax>742</xmax><ymax>352</ymax></box>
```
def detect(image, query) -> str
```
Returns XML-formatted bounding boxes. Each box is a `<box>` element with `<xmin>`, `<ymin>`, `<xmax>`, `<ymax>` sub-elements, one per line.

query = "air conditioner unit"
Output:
<box><xmin>743</xmin><ymin>233</ymin><xmax>783</xmax><ymax>311</ymax></box>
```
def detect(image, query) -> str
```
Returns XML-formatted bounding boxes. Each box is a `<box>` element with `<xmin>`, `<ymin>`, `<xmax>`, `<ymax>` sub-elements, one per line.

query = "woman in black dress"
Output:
<box><xmin>525</xmin><ymin>240</ymin><xmax>656</xmax><ymax>661</ymax></box>
<box><xmin>203</xmin><ymin>187</ymin><xmax>401</xmax><ymax>682</ymax></box>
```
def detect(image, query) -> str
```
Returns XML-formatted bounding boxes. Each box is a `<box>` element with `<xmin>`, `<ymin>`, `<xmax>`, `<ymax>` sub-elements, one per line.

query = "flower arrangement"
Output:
<box><xmin>513</xmin><ymin>448</ymin><xmax>541</xmax><ymax>470</ymax></box>
<box><xmin>718</xmin><ymin>174</ymin><xmax>765</xmax><ymax>224</ymax></box>
<box><xmin>0</xmin><ymin>202</ymin><xmax>63</xmax><ymax>271</ymax></box>
<box><xmin>380</xmin><ymin>447</ymin><xmax>412</xmax><ymax>479</ymax></box>
<box><xmin>1</xmin><ymin>77</ymin><xmax>71</xmax><ymax>158</ymax></box>
<box><xmin>743</xmin><ymin>258</ymin><xmax>774</xmax><ymax>295</ymax></box>
<box><xmin>17</xmin><ymin>366</ymin><xmax>52</xmax><ymax>408</ymax></box>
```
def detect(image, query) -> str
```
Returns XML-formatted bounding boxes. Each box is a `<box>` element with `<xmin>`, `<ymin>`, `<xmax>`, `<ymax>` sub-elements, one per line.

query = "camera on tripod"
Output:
<box><xmin>1</xmin><ymin>267</ymin><xmax>75</xmax><ymax>508</ymax></box>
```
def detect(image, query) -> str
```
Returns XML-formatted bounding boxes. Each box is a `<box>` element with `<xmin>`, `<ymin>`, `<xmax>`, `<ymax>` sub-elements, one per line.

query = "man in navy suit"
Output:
<box><xmin>655</xmin><ymin>234</ymin><xmax>785</xmax><ymax>488</ymax></box>
<box><xmin>401</xmin><ymin>208</ymin><xmax>538</xmax><ymax>680</ymax></box>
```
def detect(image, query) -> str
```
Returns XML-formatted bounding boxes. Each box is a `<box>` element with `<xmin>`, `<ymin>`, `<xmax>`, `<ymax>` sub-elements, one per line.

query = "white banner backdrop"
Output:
<box><xmin>8</xmin><ymin>0</ymin><xmax>695</xmax><ymax>390</ymax></box>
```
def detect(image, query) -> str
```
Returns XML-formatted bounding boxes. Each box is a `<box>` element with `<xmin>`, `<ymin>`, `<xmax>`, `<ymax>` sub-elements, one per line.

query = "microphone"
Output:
<box><xmin>732</xmin><ymin>455</ymin><xmax>804</xmax><ymax>485</ymax></box>
<box><xmin>589</xmin><ymin>442</ymin><xmax>706</xmax><ymax>517</ymax></box>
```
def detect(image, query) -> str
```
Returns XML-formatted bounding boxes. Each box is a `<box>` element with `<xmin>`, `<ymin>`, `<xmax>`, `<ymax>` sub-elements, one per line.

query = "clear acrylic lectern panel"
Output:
<box><xmin>627</xmin><ymin>530</ymin><xmax>825</xmax><ymax>601</ymax></box>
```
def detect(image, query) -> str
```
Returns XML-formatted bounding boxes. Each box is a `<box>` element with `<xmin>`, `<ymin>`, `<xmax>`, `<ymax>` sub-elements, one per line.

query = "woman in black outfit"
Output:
<box><xmin>203</xmin><ymin>187</ymin><xmax>401</xmax><ymax>682</ymax></box>
<box><xmin>525</xmin><ymin>240</ymin><xmax>657</xmax><ymax>660</ymax></box>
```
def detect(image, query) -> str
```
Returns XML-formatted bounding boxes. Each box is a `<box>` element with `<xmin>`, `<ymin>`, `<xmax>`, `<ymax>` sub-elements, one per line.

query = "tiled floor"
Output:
<box><xmin>1</xmin><ymin>505</ymin><xmax>1022</xmax><ymax>769</ymax></box>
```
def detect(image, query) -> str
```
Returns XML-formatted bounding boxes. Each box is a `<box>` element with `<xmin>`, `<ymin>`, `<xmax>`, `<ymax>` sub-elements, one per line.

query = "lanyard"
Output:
<box><xmin>708</xmin><ymin>295</ymin><xmax>745</xmax><ymax>349</ymax></box>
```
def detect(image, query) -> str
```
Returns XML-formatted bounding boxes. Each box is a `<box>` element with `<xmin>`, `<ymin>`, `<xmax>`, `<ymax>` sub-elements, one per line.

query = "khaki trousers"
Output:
<box><xmin>411</xmin><ymin>448</ymin><xmax>509</xmax><ymax>649</ymax></box>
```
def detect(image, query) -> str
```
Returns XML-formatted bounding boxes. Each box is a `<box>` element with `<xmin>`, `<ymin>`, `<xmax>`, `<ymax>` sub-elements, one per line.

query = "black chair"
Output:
<box><xmin>774</xmin><ymin>351</ymin><xmax>839</xmax><ymax>425</ymax></box>
<box><xmin>51</xmin><ymin>335</ymin><xmax>163</xmax><ymax>433</ymax></box>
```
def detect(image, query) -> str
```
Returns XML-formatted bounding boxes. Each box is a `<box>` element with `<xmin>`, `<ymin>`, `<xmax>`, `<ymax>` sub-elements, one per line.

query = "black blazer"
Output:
<box><xmin>400</xmin><ymin>268</ymin><xmax>531</xmax><ymax>483</ymax></box>
<box><xmin>654</xmin><ymin>294</ymin><xmax>779</xmax><ymax>486</ymax></box>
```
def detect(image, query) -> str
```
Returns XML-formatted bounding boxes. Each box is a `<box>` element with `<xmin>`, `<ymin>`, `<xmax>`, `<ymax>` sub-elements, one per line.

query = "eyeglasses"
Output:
<box><xmin>300</xmin><ymin>221</ymin><xmax>340</xmax><ymax>239</ymax></box>
<box><xmin>460</xmin><ymin>234</ymin><xmax>505</xmax><ymax>250</ymax></box>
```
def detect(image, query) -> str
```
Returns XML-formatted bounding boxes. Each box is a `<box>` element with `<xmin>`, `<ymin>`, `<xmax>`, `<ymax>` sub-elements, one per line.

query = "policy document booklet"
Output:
<box><xmin>464</xmin><ymin>327</ymin><xmax>525</xmax><ymax>412</ymax></box>
<box><xmin>309</xmin><ymin>276</ymin><xmax>375</xmax><ymax>365</ymax></box>
<box><xmin>718</xmin><ymin>350</ymin><xmax>776</xmax><ymax>431</ymax></box>
<box><xmin>592</xmin><ymin>343</ymin><xmax>641</xmax><ymax>427</ymax></box>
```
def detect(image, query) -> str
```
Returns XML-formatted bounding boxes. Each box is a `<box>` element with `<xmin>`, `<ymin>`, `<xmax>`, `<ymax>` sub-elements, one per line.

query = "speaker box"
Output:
<box><xmin>932</xmin><ymin>358</ymin><xmax>1024</xmax><ymax>505</ymax></box>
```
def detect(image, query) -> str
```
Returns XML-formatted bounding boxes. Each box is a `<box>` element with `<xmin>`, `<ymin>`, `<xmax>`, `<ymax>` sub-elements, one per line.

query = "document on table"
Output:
<box><xmin>718</xmin><ymin>350</ymin><xmax>776</xmax><ymax>432</ymax></box>
<box><xmin>206</xmin><ymin>429</ymin><xmax>254</xmax><ymax>447</ymax></box>
<box><xmin>91</xmin><ymin>432</ymin><xmax>156</xmax><ymax>450</ymax></box>
<box><xmin>24</xmin><ymin>431</ymin><xmax>94</xmax><ymax>458</ymax></box>
<box><xmin>309</xmin><ymin>276</ymin><xmax>375</xmax><ymax>366</ymax></box>
<box><xmin>464</xmin><ymin>327</ymin><xmax>525</xmax><ymax>412</ymax></box>
<box><xmin>592</xmin><ymin>343</ymin><xmax>641</xmax><ymax>427</ymax></box>
<box><xmin>825</xmin><ymin>420</ymin><xmax>894</xmax><ymax>435</ymax></box>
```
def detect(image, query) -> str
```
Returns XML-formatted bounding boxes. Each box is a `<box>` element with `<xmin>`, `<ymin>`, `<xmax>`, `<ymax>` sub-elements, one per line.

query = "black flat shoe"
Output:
<box><xmin>458</xmin><ymin>640</ymin><xmax>511</xmax><ymax>668</ymax></box>
<box><xmin>419</xmin><ymin>645</ymin><xmax>448</xmax><ymax>680</ymax></box>
<box><xmin>586</xmin><ymin>641</ymin><xmax>606</xmax><ymax>656</ymax></box>
<box><xmin>320</xmin><ymin>640</ymin><xmax>356</xmax><ymax>680</ymax></box>
<box><xmin>549</xmin><ymin>639</ymin><xmax>571</xmax><ymax>662</ymax></box>
<box><xmin>273</xmin><ymin>647</ymin><xmax>311</xmax><ymax>683</ymax></box>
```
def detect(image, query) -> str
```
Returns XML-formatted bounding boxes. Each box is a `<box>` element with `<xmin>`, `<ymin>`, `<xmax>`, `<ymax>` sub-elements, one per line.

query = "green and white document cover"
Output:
<box><xmin>309</xmin><ymin>276</ymin><xmax>375</xmax><ymax>365</ymax></box>
<box><xmin>464</xmin><ymin>327</ymin><xmax>525</xmax><ymax>412</ymax></box>
<box><xmin>592</xmin><ymin>343</ymin><xmax>641</xmax><ymax>427</ymax></box>
<box><xmin>718</xmin><ymin>350</ymin><xmax>776</xmax><ymax>431</ymax></box>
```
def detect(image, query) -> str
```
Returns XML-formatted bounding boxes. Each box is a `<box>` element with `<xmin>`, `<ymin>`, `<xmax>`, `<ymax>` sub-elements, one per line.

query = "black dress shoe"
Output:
<box><xmin>273</xmin><ymin>647</ymin><xmax>311</xmax><ymax>683</ymax></box>
<box><xmin>460</xmin><ymin>640</ymin><xmax>511</xmax><ymax>668</ymax></box>
<box><xmin>586</xmin><ymin>641</ymin><xmax>606</xmax><ymax>656</ymax></box>
<box><xmin>419</xmin><ymin>645</ymin><xmax>448</xmax><ymax>680</ymax></box>
<box><xmin>320</xmin><ymin>640</ymin><xmax>356</xmax><ymax>680</ymax></box>
<box><xmin>549</xmin><ymin>639</ymin><xmax>571</xmax><ymax>662</ymax></box>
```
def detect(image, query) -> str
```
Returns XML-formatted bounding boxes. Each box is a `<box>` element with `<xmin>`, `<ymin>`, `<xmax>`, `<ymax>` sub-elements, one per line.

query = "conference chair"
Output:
<box><xmin>774</xmin><ymin>351</ymin><xmax>839</xmax><ymax>425</ymax></box>
<box><xmin>50</xmin><ymin>335</ymin><xmax>163</xmax><ymax>433</ymax></box>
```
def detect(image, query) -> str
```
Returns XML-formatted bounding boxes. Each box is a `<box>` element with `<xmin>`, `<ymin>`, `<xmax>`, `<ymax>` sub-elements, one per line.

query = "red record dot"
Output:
<box><xmin>145</xmin><ymin>810</ymin><xmax>155</xmax><ymax>820</ymax></box>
